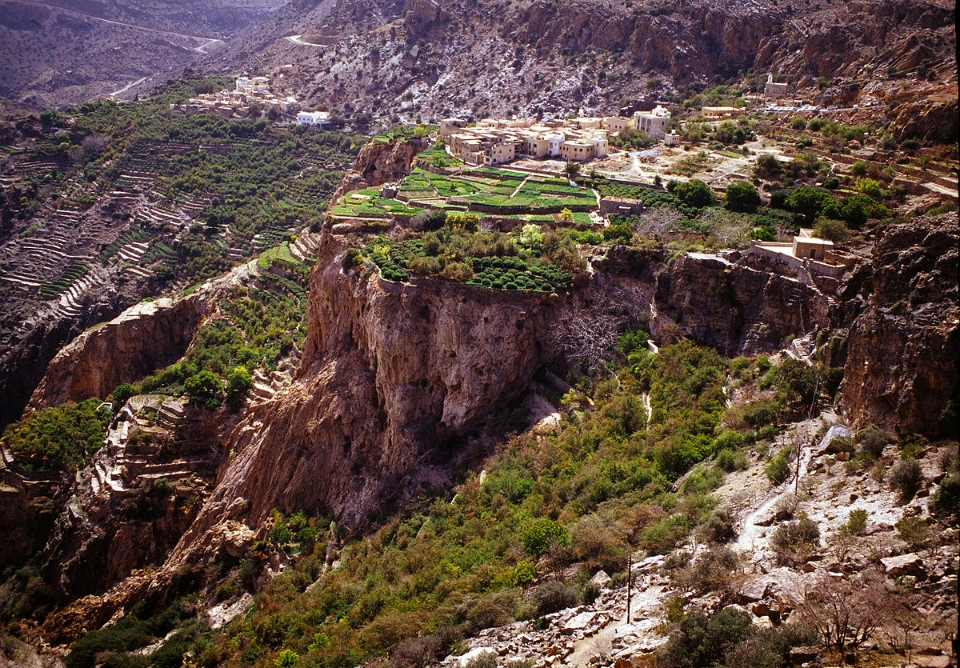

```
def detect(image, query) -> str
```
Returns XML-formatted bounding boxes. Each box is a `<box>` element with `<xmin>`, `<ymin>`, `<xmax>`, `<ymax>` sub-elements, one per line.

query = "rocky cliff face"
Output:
<box><xmin>22</xmin><ymin>210</ymin><xmax>959</xmax><ymax>642</ymax></box>
<box><xmin>331</xmin><ymin>137</ymin><xmax>428</xmax><ymax>205</ymax></box>
<box><xmin>841</xmin><ymin>213</ymin><xmax>959</xmax><ymax>437</ymax></box>
<box><xmin>200</xmin><ymin>233</ymin><xmax>561</xmax><ymax>533</ymax></box>
<box><xmin>26</xmin><ymin>296</ymin><xmax>204</xmax><ymax>413</ymax></box>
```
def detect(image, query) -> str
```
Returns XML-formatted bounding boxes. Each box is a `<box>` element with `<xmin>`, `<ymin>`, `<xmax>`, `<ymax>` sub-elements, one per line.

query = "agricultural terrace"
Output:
<box><xmin>332</xmin><ymin>158</ymin><xmax>598</xmax><ymax>225</ymax></box>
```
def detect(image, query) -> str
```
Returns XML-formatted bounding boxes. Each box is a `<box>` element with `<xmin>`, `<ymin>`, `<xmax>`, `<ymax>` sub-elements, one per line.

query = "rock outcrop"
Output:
<box><xmin>331</xmin><ymin>137</ymin><xmax>427</xmax><ymax>205</ymax></box>
<box><xmin>26</xmin><ymin>296</ymin><xmax>204</xmax><ymax>413</ymax></box>
<box><xmin>841</xmin><ymin>213</ymin><xmax>959</xmax><ymax>437</ymax></box>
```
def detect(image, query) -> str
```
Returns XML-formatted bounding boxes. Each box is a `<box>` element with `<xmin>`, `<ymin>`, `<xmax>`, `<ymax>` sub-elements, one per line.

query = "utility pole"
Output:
<box><xmin>626</xmin><ymin>554</ymin><xmax>632</xmax><ymax>624</ymax></box>
<box><xmin>795</xmin><ymin>436</ymin><xmax>801</xmax><ymax>496</ymax></box>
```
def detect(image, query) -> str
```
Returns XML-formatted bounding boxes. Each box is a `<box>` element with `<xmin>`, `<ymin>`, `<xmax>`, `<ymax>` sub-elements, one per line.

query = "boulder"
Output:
<box><xmin>562</xmin><ymin>611</ymin><xmax>597</xmax><ymax>635</ymax></box>
<box><xmin>588</xmin><ymin>569</ymin><xmax>612</xmax><ymax>590</ymax></box>
<box><xmin>880</xmin><ymin>553</ymin><xmax>926</xmax><ymax>578</ymax></box>
<box><xmin>915</xmin><ymin>657</ymin><xmax>953</xmax><ymax>668</ymax></box>
<box><xmin>789</xmin><ymin>645</ymin><xmax>820</xmax><ymax>664</ymax></box>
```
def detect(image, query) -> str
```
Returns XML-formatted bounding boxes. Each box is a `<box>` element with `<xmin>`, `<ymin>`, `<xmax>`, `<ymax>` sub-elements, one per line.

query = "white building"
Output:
<box><xmin>764</xmin><ymin>74</ymin><xmax>789</xmax><ymax>99</ymax></box>
<box><xmin>297</xmin><ymin>111</ymin><xmax>332</xmax><ymax>127</ymax></box>
<box><xmin>634</xmin><ymin>105</ymin><xmax>671</xmax><ymax>140</ymax></box>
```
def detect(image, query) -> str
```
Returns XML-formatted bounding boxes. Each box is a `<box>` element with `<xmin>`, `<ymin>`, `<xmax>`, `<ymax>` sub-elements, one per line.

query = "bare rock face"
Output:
<box><xmin>404</xmin><ymin>0</ymin><xmax>441</xmax><ymax>37</ymax></box>
<box><xmin>196</xmin><ymin>233</ymin><xmax>560</xmax><ymax>532</ymax></box>
<box><xmin>331</xmin><ymin>137</ymin><xmax>427</xmax><ymax>205</ymax></box>
<box><xmin>26</xmin><ymin>296</ymin><xmax>204</xmax><ymax>412</ymax></box>
<box><xmin>595</xmin><ymin>248</ymin><xmax>832</xmax><ymax>357</ymax></box>
<box><xmin>842</xmin><ymin>213</ymin><xmax>959</xmax><ymax>437</ymax></box>
<box><xmin>894</xmin><ymin>97</ymin><xmax>959</xmax><ymax>143</ymax></box>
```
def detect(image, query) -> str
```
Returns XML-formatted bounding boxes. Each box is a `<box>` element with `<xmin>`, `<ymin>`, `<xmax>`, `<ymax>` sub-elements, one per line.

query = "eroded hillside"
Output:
<box><xmin>206</xmin><ymin>0</ymin><xmax>956</xmax><ymax>137</ymax></box>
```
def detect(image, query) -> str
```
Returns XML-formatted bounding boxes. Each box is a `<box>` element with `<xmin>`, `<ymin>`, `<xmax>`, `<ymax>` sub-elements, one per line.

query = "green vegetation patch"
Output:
<box><xmin>182</xmin><ymin>340</ymin><xmax>752</xmax><ymax>666</ymax></box>
<box><xmin>40</xmin><ymin>263</ymin><xmax>89</xmax><ymax>299</ymax></box>
<box><xmin>2</xmin><ymin>398</ymin><xmax>110</xmax><ymax>471</ymax></box>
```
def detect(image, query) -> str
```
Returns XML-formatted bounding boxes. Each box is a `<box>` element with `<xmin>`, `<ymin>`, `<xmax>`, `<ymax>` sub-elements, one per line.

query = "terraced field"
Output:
<box><xmin>0</xmin><ymin>77</ymin><xmax>363</xmax><ymax>429</ymax></box>
<box><xmin>333</xmin><ymin>160</ymin><xmax>601</xmax><ymax>225</ymax></box>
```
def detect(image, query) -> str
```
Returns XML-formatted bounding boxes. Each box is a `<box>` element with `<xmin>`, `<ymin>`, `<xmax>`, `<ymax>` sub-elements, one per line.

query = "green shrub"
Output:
<box><xmin>931</xmin><ymin>475</ymin><xmax>959</xmax><ymax>518</ymax></box>
<box><xmin>440</xmin><ymin>261</ymin><xmax>474</xmax><ymax>281</ymax></box>
<box><xmin>856</xmin><ymin>424</ymin><xmax>892</xmax><ymax>458</ymax></box>
<box><xmin>184</xmin><ymin>370</ymin><xmax>222</xmax><ymax>404</ymax></box>
<box><xmin>465</xmin><ymin>591</ymin><xmax>519</xmax><ymax>631</ymax></box>
<box><xmin>890</xmin><ymin>459</ymin><xmax>922</xmax><ymax>500</ymax></box>
<box><xmin>532</xmin><ymin>581</ymin><xmax>579</xmax><ymax>616</ymax></box>
<box><xmin>642</xmin><ymin>515</ymin><xmax>691</xmax><ymax>554</ymax></box>
<box><xmin>658</xmin><ymin>607</ymin><xmax>754</xmax><ymax>668</ymax></box>
<box><xmin>522</xmin><ymin>518</ymin><xmax>570</xmax><ymax>557</ymax></box>
<box><xmin>227</xmin><ymin>365</ymin><xmax>252</xmax><ymax>399</ymax></box>
<box><xmin>2</xmin><ymin>398</ymin><xmax>111</xmax><ymax>471</ymax></box>
<box><xmin>771</xmin><ymin>517</ymin><xmax>820</xmax><ymax>555</ymax></box>
<box><xmin>813</xmin><ymin>217</ymin><xmax>849</xmax><ymax>243</ymax></box>
<box><xmin>274</xmin><ymin>649</ymin><xmax>298</xmax><ymax>668</ymax></box>
<box><xmin>840</xmin><ymin>508</ymin><xmax>867</xmax><ymax>536</ymax></box>
<box><xmin>716</xmin><ymin>448</ymin><xmax>747</xmax><ymax>472</ymax></box>
<box><xmin>765</xmin><ymin>447</ymin><xmax>792</xmax><ymax>485</ymax></box>
<box><xmin>674</xmin><ymin>545</ymin><xmax>740</xmax><ymax>594</ymax></box>
<box><xmin>113</xmin><ymin>383</ymin><xmax>136</xmax><ymax>407</ymax></box>
<box><xmin>723</xmin><ymin>623</ymin><xmax>820</xmax><ymax>668</ymax></box>
<box><xmin>895</xmin><ymin>515</ymin><xmax>931</xmax><ymax>549</ymax></box>
<box><xmin>743</xmin><ymin>400</ymin><xmax>780</xmax><ymax>429</ymax></box>
<box><xmin>702</xmin><ymin>506</ymin><xmax>737</xmax><ymax>543</ymax></box>
<box><xmin>342</xmin><ymin>247</ymin><xmax>362</xmax><ymax>270</ymax></box>
<box><xmin>511</xmin><ymin>560</ymin><xmax>537</xmax><ymax>587</ymax></box>
<box><xmin>771</xmin><ymin>358</ymin><xmax>817</xmax><ymax>407</ymax></box>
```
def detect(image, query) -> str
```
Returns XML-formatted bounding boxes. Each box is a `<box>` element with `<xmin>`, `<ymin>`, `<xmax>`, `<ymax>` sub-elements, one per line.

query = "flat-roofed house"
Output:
<box><xmin>634</xmin><ymin>105</ymin><xmax>671</xmax><ymax>139</ymax></box>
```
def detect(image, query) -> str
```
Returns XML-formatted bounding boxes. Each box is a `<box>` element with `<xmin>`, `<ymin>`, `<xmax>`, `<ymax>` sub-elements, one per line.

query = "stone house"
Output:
<box><xmin>764</xmin><ymin>74</ymin><xmax>788</xmax><ymax>99</ymax></box>
<box><xmin>633</xmin><ymin>105</ymin><xmax>671</xmax><ymax>139</ymax></box>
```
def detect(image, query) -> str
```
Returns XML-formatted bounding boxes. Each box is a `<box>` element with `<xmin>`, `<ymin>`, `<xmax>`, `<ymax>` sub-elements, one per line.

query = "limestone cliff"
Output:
<box><xmin>25</xmin><ymin>262</ymin><xmax>260</xmax><ymax>413</ymax></box>
<box><xmin>27</xmin><ymin>216</ymin><xmax>960</xmax><ymax>642</ymax></box>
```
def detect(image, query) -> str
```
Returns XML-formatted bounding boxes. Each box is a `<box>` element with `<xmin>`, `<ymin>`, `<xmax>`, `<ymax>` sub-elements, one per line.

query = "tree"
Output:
<box><xmin>798</xmin><ymin>571</ymin><xmax>886</xmax><ymax>652</ymax></box>
<box><xmin>184</xmin><ymin>370</ymin><xmax>223</xmax><ymax>405</ymax></box>
<box><xmin>227</xmin><ymin>365</ymin><xmax>253</xmax><ymax>399</ymax></box>
<box><xmin>564</xmin><ymin>161</ymin><xmax>582</xmax><ymax>178</ymax></box>
<box><xmin>550</xmin><ymin>299</ymin><xmax>626</xmax><ymax>371</ymax></box>
<box><xmin>445</xmin><ymin>211</ymin><xmax>479</xmax><ymax>232</ymax></box>
<box><xmin>522</xmin><ymin>518</ymin><xmax>570</xmax><ymax>557</ymax></box>
<box><xmin>785</xmin><ymin>186</ymin><xmax>834</xmax><ymax>224</ymax></box>
<box><xmin>113</xmin><ymin>383</ymin><xmax>135</xmax><ymax>407</ymax></box>
<box><xmin>411</xmin><ymin>209</ymin><xmax>447</xmax><ymax>231</ymax></box>
<box><xmin>754</xmin><ymin>154</ymin><xmax>782</xmax><ymax>178</ymax></box>
<box><xmin>671</xmin><ymin>179</ymin><xmax>715</xmax><ymax>208</ymax></box>
<box><xmin>725</xmin><ymin>181</ymin><xmax>761</xmax><ymax>212</ymax></box>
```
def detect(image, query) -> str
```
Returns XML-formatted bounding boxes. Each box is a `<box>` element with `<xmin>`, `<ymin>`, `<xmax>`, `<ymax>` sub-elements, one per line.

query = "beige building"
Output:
<box><xmin>440</xmin><ymin>118</ymin><xmax>467</xmax><ymax>138</ymax></box>
<box><xmin>446</xmin><ymin>118</ymin><xmax>609</xmax><ymax>165</ymax></box>
<box><xmin>764</xmin><ymin>74</ymin><xmax>789</xmax><ymax>99</ymax></box>
<box><xmin>604</xmin><ymin>116</ymin><xmax>633</xmax><ymax>135</ymax></box>
<box><xmin>792</xmin><ymin>228</ymin><xmax>833</xmax><ymax>260</ymax></box>
<box><xmin>633</xmin><ymin>105</ymin><xmax>671</xmax><ymax>139</ymax></box>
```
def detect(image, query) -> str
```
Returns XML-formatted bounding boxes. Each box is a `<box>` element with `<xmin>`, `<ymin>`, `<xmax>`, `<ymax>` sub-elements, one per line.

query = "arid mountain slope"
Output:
<box><xmin>205</xmin><ymin>0</ymin><xmax>955</xmax><ymax>127</ymax></box>
<box><xmin>0</xmin><ymin>0</ymin><xmax>287</xmax><ymax>108</ymax></box>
